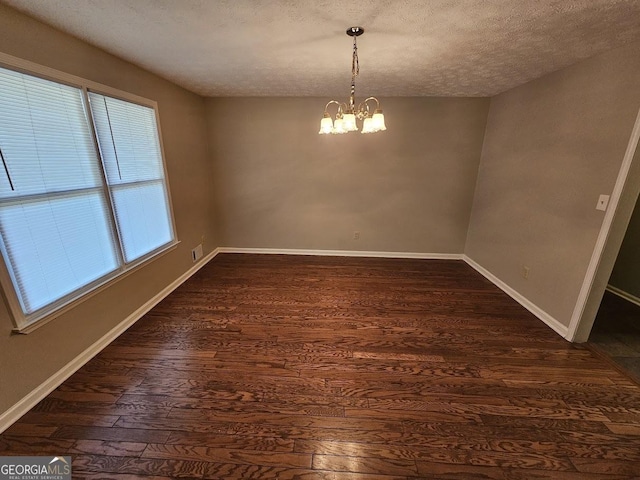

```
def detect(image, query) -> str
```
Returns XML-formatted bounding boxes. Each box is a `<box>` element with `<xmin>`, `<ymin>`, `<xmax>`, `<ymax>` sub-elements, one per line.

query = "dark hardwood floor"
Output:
<box><xmin>2</xmin><ymin>253</ymin><xmax>640</xmax><ymax>479</ymax></box>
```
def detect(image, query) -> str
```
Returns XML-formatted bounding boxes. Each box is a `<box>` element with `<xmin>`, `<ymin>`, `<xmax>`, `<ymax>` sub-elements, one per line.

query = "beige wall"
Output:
<box><xmin>206</xmin><ymin>97</ymin><xmax>489</xmax><ymax>253</ymax></box>
<box><xmin>0</xmin><ymin>5</ymin><xmax>218</xmax><ymax>414</ymax></box>
<box><xmin>465</xmin><ymin>41</ymin><xmax>640</xmax><ymax>329</ymax></box>
<box><xmin>609</xmin><ymin>197</ymin><xmax>640</xmax><ymax>299</ymax></box>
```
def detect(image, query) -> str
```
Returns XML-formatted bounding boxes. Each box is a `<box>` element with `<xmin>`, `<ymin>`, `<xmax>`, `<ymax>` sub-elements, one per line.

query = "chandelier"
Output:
<box><xmin>319</xmin><ymin>27</ymin><xmax>386</xmax><ymax>135</ymax></box>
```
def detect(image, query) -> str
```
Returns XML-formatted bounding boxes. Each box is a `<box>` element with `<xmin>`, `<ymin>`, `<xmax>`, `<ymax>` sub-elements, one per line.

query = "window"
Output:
<box><xmin>0</xmin><ymin>64</ymin><xmax>176</xmax><ymax>330</ymax></box>
<box><xmin>88</xmin><ymin>92</ymin><xmax>174</xmax><ymax>262</ymax></box>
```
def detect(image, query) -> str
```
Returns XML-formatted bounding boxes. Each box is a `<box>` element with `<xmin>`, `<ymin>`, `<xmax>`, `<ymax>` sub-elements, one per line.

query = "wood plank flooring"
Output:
<box><xmin>2</xmin><ymin>253</ymin><xmax>640</xmax><ymax>479</ymax></box>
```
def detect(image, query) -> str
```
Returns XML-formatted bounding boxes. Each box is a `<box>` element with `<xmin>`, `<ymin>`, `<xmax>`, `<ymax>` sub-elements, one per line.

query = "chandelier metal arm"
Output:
<box><xmin>323</xmin><ymin>100</ymin><xmax>344</xmax><ymax>116</ymax></box>
<box><xmin>356</xmin><ymin>96</ymin><xmax>381</xmax><ymax>119</ymax></box>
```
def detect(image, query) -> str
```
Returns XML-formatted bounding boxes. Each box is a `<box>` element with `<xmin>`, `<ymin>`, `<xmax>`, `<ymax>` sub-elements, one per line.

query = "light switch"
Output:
<box><xmin>596</xmin><ymin>194</ymin><xmax>610</xmax><ymax>211</ymax></box>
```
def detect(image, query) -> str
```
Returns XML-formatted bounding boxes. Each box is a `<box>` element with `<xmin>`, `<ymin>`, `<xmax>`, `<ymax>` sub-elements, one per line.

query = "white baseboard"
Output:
<box><xmin>606</xmin><ymin>284</ymin><xmax>640</xmax><ymax>308</ymax></box>
<box><xmin>0</xmin><ymin>248</ymin><xmax>219</xmax><ymax>435</ymax></box>
<box><xmin>217</xmin><ymin>247</ymin><xmax>463</xmax><ymax>260</ymax></box>
<box><xmin>463</xmin><ymin>255</ymin><xmax>569</xmax><ymax>339</ymax></box>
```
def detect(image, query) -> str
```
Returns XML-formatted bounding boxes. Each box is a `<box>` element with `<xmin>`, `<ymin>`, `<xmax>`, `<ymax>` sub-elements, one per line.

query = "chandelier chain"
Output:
<box><xmin>352</xmin><ymin>34</ymin><xmax>359</xmax><ymax>79</ymax></box>
<box><xmin>350</xmin><ymin>34</ymin><xmax>359</xmax><ymax>109</ymax></box>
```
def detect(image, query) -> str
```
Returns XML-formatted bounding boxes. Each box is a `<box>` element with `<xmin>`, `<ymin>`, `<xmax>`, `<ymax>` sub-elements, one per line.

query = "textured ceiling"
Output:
<box><xmin>2</xmin><ymin>0</ymin><xmax>640</xmax><ymax>97</ymax></box>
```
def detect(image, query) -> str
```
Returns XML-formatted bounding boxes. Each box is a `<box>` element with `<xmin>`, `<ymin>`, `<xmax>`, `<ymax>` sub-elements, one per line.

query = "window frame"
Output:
<box><xmin>0</xmin><ymin>52</ymin><xmax>179</xmax><ymax>333</ymax></box>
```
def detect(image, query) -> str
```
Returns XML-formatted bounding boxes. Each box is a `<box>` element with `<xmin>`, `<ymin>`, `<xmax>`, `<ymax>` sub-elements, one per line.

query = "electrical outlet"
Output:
<box><xmin>522</xmin><ymin>265</ymin><xmax>530</xmax><ymax>279</ymax></box>
<box><xmin>353</xmin><ymin>231</ymin><xmax>360</xmax><ymax>240</ymax></box>
<box><xmin>596</xmin><ymin>194</ymin><xmax>610</xmax><ymax>211</ymax></box>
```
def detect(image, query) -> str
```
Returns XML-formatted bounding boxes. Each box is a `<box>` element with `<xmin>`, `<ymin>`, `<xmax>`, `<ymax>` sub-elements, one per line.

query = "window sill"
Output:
<box><xmin>11</xmin><ymin>240</ymin><xmax>180</xmax><ymax>335</ymax></box>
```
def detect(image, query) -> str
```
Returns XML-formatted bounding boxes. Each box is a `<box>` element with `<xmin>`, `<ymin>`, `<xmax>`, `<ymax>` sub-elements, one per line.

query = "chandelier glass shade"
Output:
<box><xmin>319</xmin><ymin>27</ymin><xmax>386</xmax><ymax>135</ymax></box>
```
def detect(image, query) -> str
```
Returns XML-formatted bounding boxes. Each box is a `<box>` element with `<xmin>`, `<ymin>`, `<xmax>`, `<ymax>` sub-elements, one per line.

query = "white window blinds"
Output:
<box><xmin>88</xmin><ymin>93</ymin><xmax>174</xmax><ymax>263</ymax></box>
<box><xmin>0</xmin><ymin>65</ymin><xmax>175</xmax><ymax>326</ymax></box>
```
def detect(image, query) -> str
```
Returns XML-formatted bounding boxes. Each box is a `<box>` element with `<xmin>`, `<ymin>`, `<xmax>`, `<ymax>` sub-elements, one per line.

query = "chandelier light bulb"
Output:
<box><xmin>342</xmin><ymin>112</ymin><xmax>358</xmax><ymax>132</ymax></box>
<box><xmin>372</xmin><ymin>110</ymin><xmax>386</xmax><ymax>131</ymax></box>
<box><xmin>361</xmin><ymin>117</ymin><xmax>374</xmax><ymax>134</ymax></box>
<box><xmin>319</xmin><ymin>115</ymin><xmax>334</xmax><ymax>134</ymax></box>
